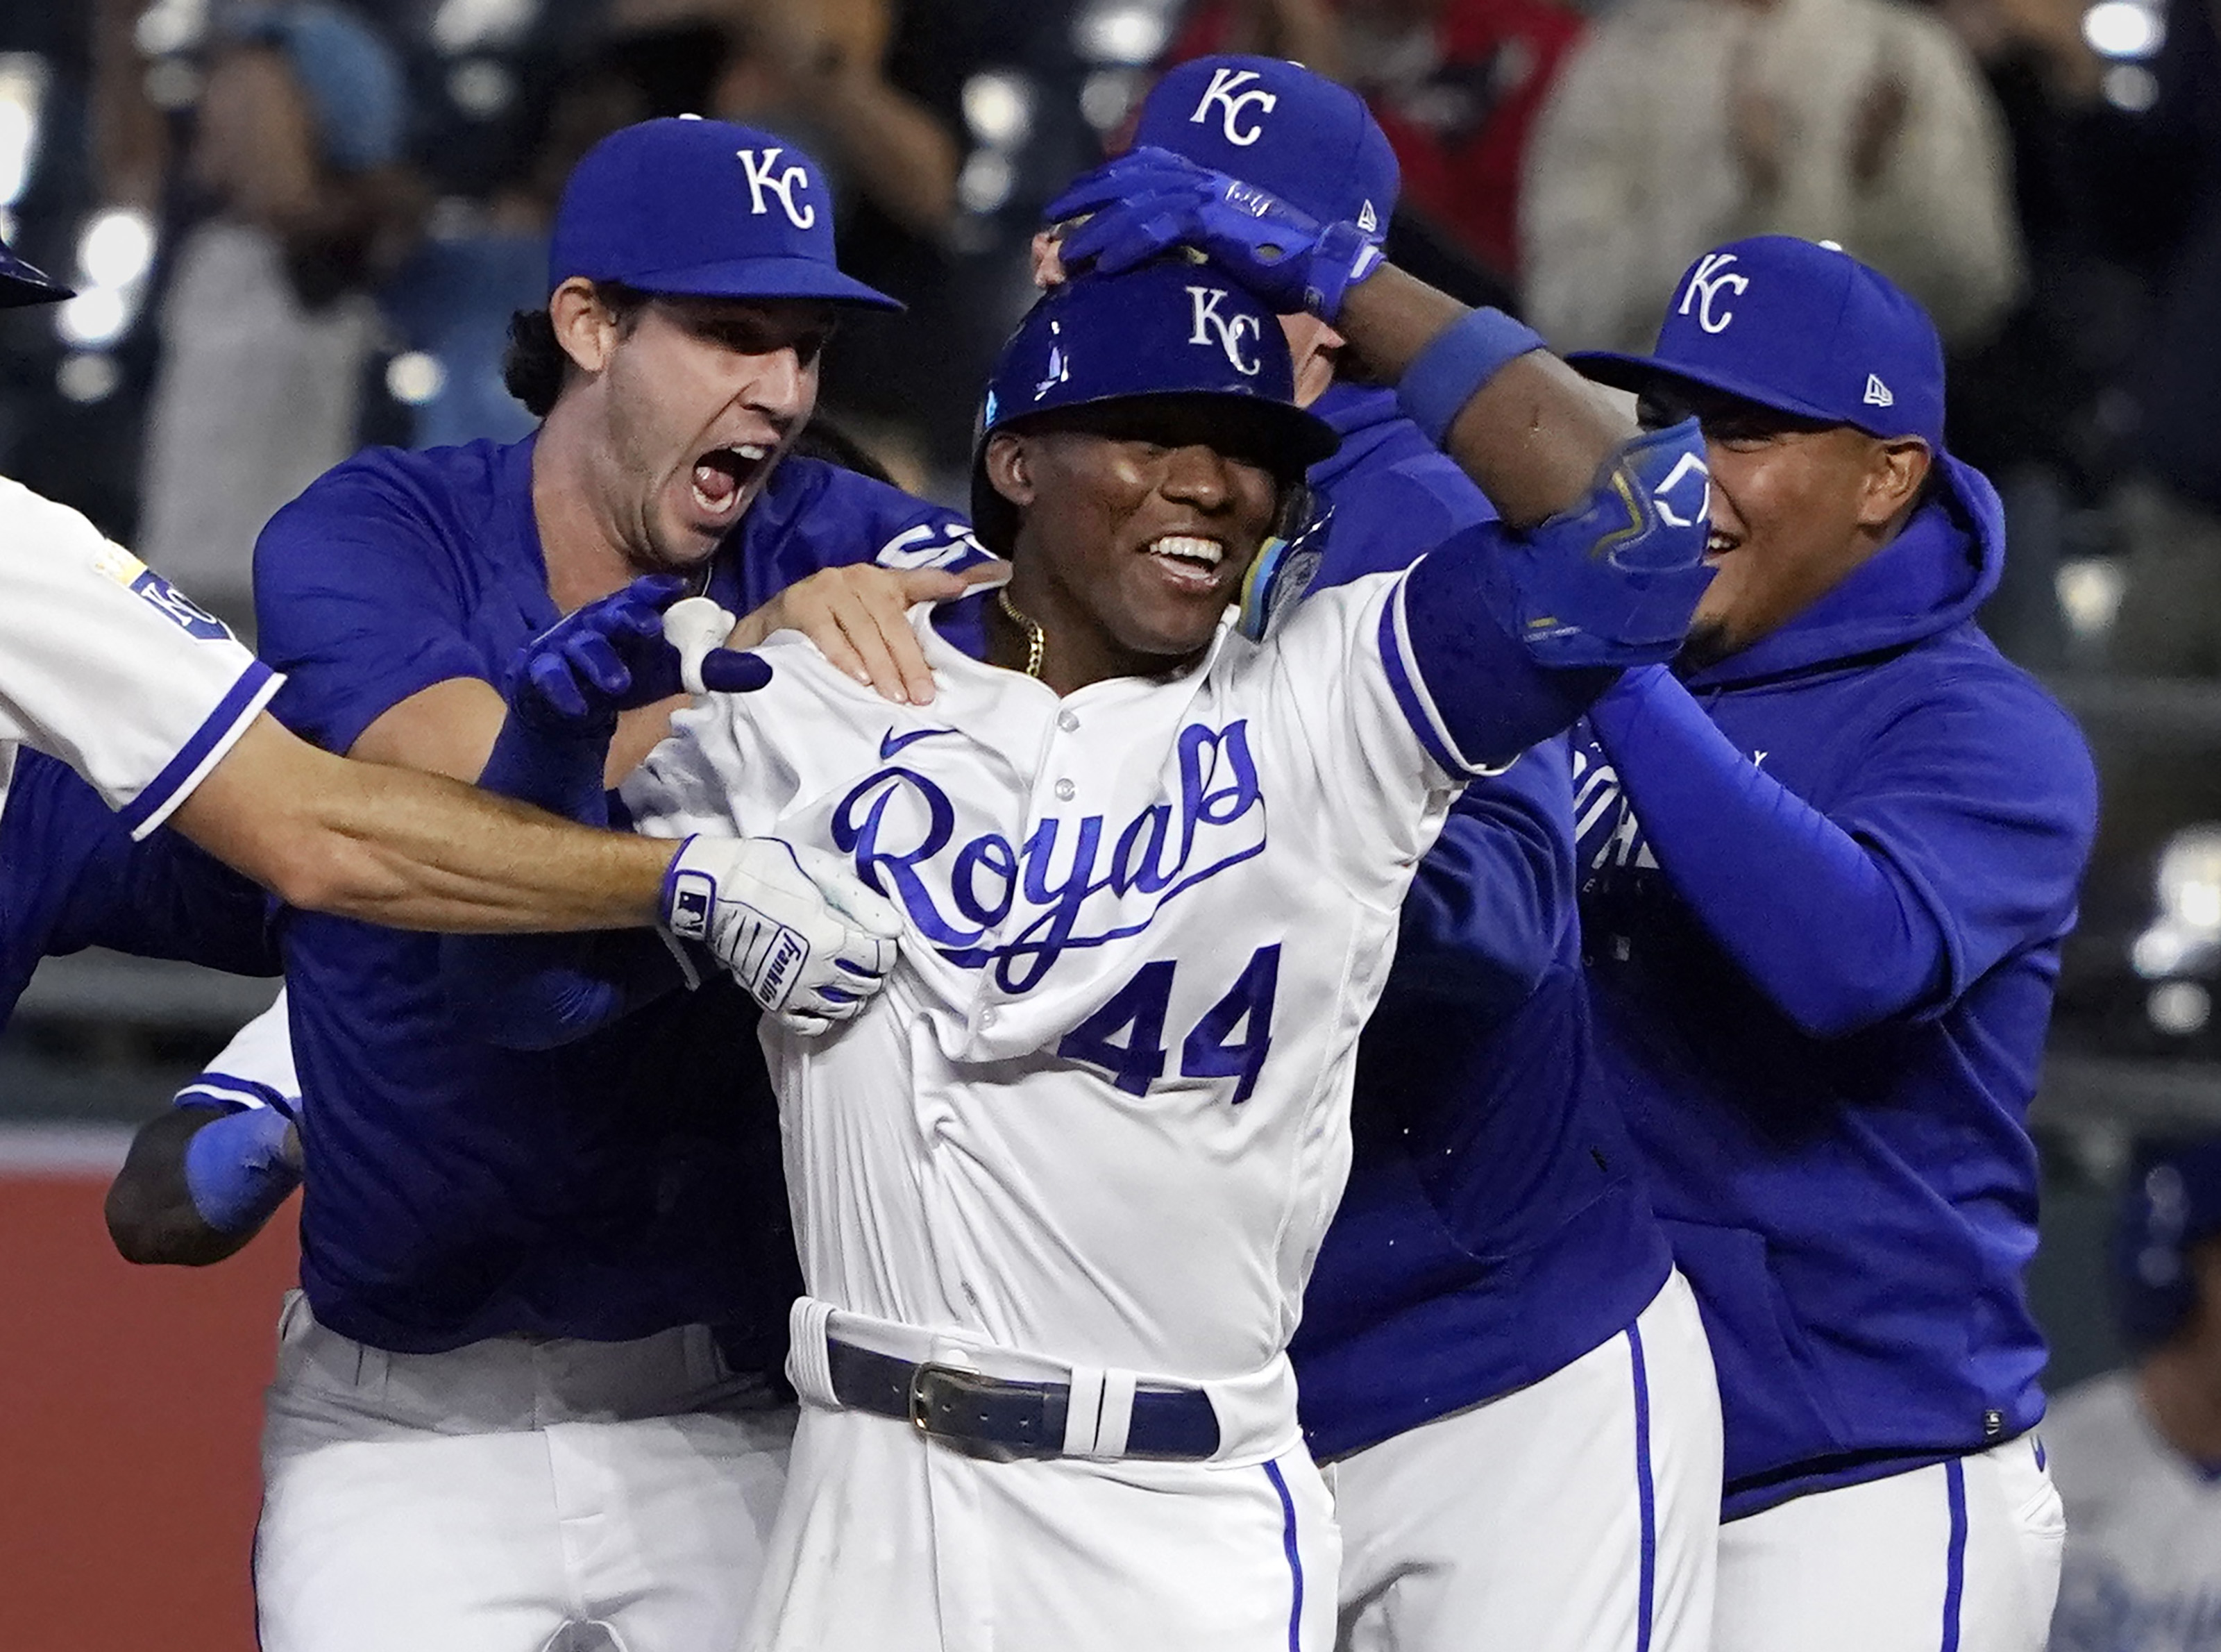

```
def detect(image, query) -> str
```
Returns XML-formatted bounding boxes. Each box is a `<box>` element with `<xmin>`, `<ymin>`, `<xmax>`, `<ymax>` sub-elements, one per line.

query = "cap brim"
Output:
<box><xmin>1568</xmin><ymin>349</ymin><xmax>1853</xmax><ymax>428</ymax></box>
<box><xmin>621</xmin><ymin>255</ymin><xmax>903</xmax><ymax>312</ymax></box>
<box><xmin>991</xmin><ymin>389</ymin><xmax>1341</xmax><ymax>471</ymax></box>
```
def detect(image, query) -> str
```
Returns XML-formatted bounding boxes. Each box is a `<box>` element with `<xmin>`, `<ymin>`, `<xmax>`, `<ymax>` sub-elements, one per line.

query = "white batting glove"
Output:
<box><xmin>660</xmin><ymin>836</ymin><xmax>903</xmax><ymax>1034</ymax></box>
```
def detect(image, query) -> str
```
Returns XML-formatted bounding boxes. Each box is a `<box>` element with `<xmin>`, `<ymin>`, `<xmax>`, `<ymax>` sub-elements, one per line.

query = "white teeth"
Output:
<box><xmin>1150</xmin><ymin>534</ymin><xmax>1224</xmax><ymax>566</ymax></box>
<box><xmin>735</xmin><ymin>444</ymin><xmax>769</xmax><ymax>462</ymax></box>
<box><xmin>1706</xmin><ymin>532</ymin><xmax>1735</xmax><ymax>555</ymax></box>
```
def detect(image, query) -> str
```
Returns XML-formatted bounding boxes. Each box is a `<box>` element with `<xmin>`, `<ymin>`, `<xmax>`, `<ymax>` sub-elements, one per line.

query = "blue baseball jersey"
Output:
<box><xmin>1574</xmin><ymin>460</ymin><xmax>2097</xmax><ymax>1518</ymax></box>
<box><xmin>1286</xmin><ymin>385</ymin><xmax>1672</xmax><ymax>1461</ymax></box>
<box><xmin>253</xmin><ymin>435</ymin><xmax>979</xmax><ymax>1356</ymax></box>
<box><xmin>0</xmin><ymin>748</ymin><xmax>278</xmax><ymax>1023</ymax></box>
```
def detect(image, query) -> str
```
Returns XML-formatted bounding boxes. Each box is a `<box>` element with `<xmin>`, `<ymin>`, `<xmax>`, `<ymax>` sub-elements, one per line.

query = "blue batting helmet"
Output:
<box><xmin>970</xmin><ymin>257</ymin><xmax>1338</xmax><ymax>550</ymax></box>
<box><xmin>2114</xmin><ymin>1133</ymin><xmax>2221</xmax><ymax>1349</ymax></box>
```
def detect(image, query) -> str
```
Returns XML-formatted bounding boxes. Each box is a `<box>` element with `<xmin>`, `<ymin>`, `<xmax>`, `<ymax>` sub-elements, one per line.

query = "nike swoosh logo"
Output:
<box><xmin>879</xmin><ymin>726</ymin><xmax>957</xmax><ymax>760</ymax></box>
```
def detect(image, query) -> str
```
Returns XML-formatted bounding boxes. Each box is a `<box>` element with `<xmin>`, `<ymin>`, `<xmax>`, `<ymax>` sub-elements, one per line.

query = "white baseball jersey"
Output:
<box><xmin>624</xmin><ymin>571</ymin><xmax>1479</xmax><ymax>1383</ymax></box>
<box><xmin>0</xmin><ymin>475</ymin><xmax>278</xmax><ymax>836</ymax></box>
<box><xmin>2047</xmin><ymin>1369</ymin><xmax>2221</xmax><ymax>1651</ymax></box>
<box><xmin>175</xmin><ymin>991</ymin><xmax>299</xmax><ymax>1117</ymax></box>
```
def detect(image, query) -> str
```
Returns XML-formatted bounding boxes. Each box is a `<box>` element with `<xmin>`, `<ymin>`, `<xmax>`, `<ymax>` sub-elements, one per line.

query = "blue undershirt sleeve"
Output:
<box><xmin>17</xmin><ymin>751</ymin><xmax>280</xmax><ymax>975</ymax></box>
<box><xmin>437</xmin><ymin>711</ymin><xmax>685</xmax><ymax>1050</ymax></box>
<box><xmin>1584</xmin><ymin>666</ymin><xmax>1954</xmax><ymax>1038</ymax></box>
<box><xmin>1389</xmin><ymin>737</ymin><xmax>1575</xmax><ymax>1016</ymax></box>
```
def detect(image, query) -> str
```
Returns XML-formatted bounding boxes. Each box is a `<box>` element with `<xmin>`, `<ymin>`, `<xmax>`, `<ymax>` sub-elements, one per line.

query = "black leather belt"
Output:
<box><xmin>825</xmin><ymin>1338</ymin><xmax>1222</xmax><ymax>1462</ymax></box>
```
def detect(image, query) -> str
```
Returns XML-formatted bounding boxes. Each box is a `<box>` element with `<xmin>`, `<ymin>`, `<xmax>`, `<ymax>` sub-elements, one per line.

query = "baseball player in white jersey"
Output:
<box><xmin>448</xmin><ymin>213</ymin><xmax>1714</xmax><ymax>1644</ymax></box>
<box><xmin>0</xmin><ymin>236</ymin><xmax>873</xmax><ymax>993</ymax></box>
<box><xmin>2047</xmin><ymin>1136</ymin><xmax>2221</xmax><ymax>1652</ymax></box>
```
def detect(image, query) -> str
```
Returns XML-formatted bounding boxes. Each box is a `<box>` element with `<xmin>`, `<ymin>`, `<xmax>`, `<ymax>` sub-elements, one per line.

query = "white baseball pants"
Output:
<box><xmin>1712</xmin><ymin>1433</ymin><xmax>2063</xmax><ymax>1652</ymax></box>
<box><xmin>1325</xmin><ymin>1268</ymin><xmax>1723</xmax><ymax>1652</ymax></box>
<box><xmin>254</xmin><ymin>1291</ymin><xmax>794</xmax><ymax>1652</ymax></box>
<box><xmin>744</xmin><ymin>1402</ymin><xmax>1337</xmax><ymax>1652</ymax></box>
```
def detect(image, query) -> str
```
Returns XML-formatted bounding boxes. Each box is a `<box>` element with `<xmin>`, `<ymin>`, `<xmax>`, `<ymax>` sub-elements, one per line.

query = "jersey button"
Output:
<box><xmin>1054</xmin><ymin>778</ymin><xmax>1076</xmax><ymax>801</ymax></box>
<box><xmin>1057</xmin><ymin>709</ymin><xmax>1080</xmax><ymax>732</ymax></box>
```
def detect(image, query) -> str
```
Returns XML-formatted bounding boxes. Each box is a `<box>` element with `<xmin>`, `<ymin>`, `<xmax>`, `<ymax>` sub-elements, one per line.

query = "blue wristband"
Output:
<box><xmin>182</xmin><ymin>1106</ymin><xmax>299</xmax><ymax>1235</ymax></box>
<box><xmin>1397</xmin><ymin>308</ymin><xmax>1548</xmax><ymax>447</ymax></box>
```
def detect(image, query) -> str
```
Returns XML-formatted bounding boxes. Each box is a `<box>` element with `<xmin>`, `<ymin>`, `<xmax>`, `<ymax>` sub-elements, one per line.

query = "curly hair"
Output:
<box><xmin>500</xmin><ymin>281</ymin><xmax>652</xmax><ymax>418</ymax></box>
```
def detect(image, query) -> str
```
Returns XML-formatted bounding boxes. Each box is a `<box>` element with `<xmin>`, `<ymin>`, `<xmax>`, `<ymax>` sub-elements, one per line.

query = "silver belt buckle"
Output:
<box><xmin>907</xmin><ymin>1359</ymin><xmax>963</xmax><ymax>1436</ymax></box>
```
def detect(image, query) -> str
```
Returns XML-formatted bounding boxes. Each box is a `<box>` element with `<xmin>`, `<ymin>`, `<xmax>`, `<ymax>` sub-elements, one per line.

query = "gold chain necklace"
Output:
<box><xmin>997</xmin><ymin>587</ymin><xmax>1045</xmax><ymax>680</ymax></box>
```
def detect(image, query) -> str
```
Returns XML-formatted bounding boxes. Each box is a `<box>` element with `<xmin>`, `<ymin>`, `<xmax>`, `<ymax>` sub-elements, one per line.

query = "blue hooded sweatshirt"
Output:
<box><xmin>1291</xmin><ymin>385</ymin><xmax>1674</xmax><ymax>1462</ymax></box>
<box><xmin>1573</xmin><ymin>457</ymin><xmax>2097</xmax><ymax>1519</ymax></box>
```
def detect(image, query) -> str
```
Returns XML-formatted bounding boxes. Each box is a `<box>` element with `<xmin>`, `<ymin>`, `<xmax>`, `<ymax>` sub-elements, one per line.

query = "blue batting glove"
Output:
<box><xmin>509</xmin><ymin>575</ymin><xmax>770</xmax><ymax>733</ymax></box>
<box><xmin>1047</xmin><ymin>146</ymin><xmax>1385</xmax><ymax>320</ymax></box>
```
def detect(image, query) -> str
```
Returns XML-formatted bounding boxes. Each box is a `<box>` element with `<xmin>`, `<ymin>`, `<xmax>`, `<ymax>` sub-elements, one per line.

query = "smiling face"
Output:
<box><xmin>983</xmin><ymin>397</ymin><xmax>1293</xmax><ymax>686</ymax></box>
<box><xmin>555</xmin><ymin>281</ymin><xmax>834</xmax><ymax>573</ymax></box>
<box><xmin>1636</xmin><ymin>380</ymin><xmax>1932</xmax><ymax>668</ymax></box>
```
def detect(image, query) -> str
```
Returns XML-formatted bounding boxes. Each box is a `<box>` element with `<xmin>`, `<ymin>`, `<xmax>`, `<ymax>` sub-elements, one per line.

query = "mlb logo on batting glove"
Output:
<box><xmin>660</xmin><ymin>835</ymin><xmax>902</xmax><ymax>1035</ymax></box>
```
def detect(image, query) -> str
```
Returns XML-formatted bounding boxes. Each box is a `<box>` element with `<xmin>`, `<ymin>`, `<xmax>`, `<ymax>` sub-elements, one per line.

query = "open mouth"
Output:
<box><xmin>689</xmin><ymin>443</ymin><xmax>774</xmax><ymax>524</ymax></box>
<box><xmin>1145</xmin><ymin>533</ymin><xmax>1228</xmax><ymax>593</ymax></box>
<box><xmin>1704</xmin><ymin>529</ymin><xmax>1739</xmax><ymax>566</ymax></box>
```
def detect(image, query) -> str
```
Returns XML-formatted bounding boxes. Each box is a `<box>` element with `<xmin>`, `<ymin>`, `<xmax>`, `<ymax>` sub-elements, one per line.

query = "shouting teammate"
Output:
<box><xmin>130</xmin><ymin>118</ymin><xmax>986</xmax><ymax>1652</ymax></box>
<box><xmin>444</xmin><ymin>176</ymin><xmax>1713</xmax><ymax>1645</ymax></box>
<box><xmin>1569</xmin><ymin>236</ymin><xmax>2097</xmax><ymax>1651</ymax></box>
<box><xmin>1110</xmin><ymin>58</ymin><xmax>1723</xmax><ymax>1652</ymax></box>
<box><xmin>0</xmin><ymin>236</ymin><xmax>865</xmax><ymax>987</ymax></box>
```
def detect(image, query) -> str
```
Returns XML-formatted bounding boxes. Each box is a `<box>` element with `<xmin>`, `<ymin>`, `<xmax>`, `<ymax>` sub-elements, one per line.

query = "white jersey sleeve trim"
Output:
<box><xmin>173</xmin><ymin>991</ymin><xmax>298</xmax><ymax>1116</ymax></box>
<box><xmin>118</xmin><ymin>660</ymin><xmax>281</xmax><ymax>839</ymax></box>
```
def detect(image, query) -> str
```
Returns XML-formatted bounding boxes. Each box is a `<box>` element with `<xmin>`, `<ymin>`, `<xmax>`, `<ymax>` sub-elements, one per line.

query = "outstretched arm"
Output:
<box><xmin>439</xmin><ymin>578</ymin><xmax>902</xmax><ymax>1048</ymax></box>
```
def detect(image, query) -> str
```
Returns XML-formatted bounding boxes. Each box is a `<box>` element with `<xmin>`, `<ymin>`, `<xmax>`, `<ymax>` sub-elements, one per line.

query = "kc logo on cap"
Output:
<box><xmin>1188</xmin><ymin>285</ymin><xmax>1263</xmax><ymax>376</ymax></box>
<box><xmin>1678</xmin><ymin>252</ymin><xmax>1750</xmax><ymax>335</ymax></box>
<box><xmin>737</xmin><ymin>147</ymin><xmax>816</xmax><ymax>230</ymax></box>
<box><xmin>1191</xmin><ymin>67</ymin><xmax>1278</xmax><ymax>146</ymax></box>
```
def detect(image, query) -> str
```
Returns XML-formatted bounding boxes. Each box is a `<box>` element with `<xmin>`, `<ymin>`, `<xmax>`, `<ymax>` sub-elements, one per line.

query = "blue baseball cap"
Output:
<box><xmin>1131</xmin><ymin>56</ymin><xmax>1399</xmax><ymax>239</ymax></box>
<box><xmin>972</xmin><ymin>257</ymin><xmax>1339</xmax><ymax>544</ymax></box>
<box><xmin>1571</xmin><ymin>236</ymin><xmax>1945</xmax><ymax>451</ymax></box>
<box><xmin>550</xmin><ymin>117</ymin><xmax>899</xmax><ymax>311</ymax></box>
<box><xmin>0</xmin><ymin>237</ymin><xmax>70</xmax><ymax>307</ymax></box>
<box><xmin>2115</xmin><ymin>1133</ymin><xmax>2221</xmax><ymax>1348</ymax></box>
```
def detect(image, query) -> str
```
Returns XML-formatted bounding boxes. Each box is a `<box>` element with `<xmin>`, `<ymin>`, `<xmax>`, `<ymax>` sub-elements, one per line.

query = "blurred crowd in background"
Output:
<box><xmin>0</xmin><ymin>0</ymin><xmax>2215</xmax><ymax>671</ymax></box>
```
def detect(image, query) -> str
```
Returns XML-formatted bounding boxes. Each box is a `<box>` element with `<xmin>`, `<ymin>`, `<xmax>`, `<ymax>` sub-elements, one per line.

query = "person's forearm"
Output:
<box><xmin>170</xmin><ymin>716</ymin><xmax>677</xmax><ymax>933</ymax></box>
<box><xmin>1337</xmin><ymin>265</ymin><xmax>1635</xmax><ymax>528</ymax></box>
<box><xmin>1587</xmin><ymin>666</ymin><xmax>1948</xmax><ymax>1037</ymax></box>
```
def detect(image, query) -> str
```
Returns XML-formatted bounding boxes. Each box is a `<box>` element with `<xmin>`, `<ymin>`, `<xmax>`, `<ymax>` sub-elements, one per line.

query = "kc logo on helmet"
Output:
<box><xmin>1188</xmin><ymin>286</ymin><xmax>1262</xmax><ymax>376</ymax></box>
<box><xmin>1678</xmin><ymin>252</ymin><xmax>1749</xmax><ymax>335</ymax></box>
<box><xmin>736</xmin><ymin>148</ymin><xmax>816</xmax><ymax>230</ymax></box>
<box><xmin>1191</xmin><ymin>67</ymin><xmax>1278</xmax><ymax>146</ymax></box>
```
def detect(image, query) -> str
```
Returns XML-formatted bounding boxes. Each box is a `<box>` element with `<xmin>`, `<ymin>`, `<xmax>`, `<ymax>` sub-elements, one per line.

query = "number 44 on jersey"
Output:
<box><xmin>1056</xmin><ymin>944</ymin><xmax>1281</xmax><ymax>1103</ymax></box>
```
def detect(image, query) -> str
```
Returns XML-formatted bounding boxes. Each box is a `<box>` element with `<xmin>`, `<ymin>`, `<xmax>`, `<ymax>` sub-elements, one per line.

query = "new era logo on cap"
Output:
<box><xmin>1864</xmin><ymin>374</ymin><xmax>1894</xmax><ymax>408</ymax></box>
